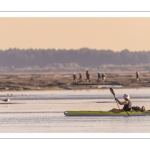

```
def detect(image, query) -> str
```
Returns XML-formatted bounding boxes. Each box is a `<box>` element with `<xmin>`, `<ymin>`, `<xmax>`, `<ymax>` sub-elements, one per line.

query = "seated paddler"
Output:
<box><xmin>109</xmin><ymin>94</ymin><xmax>132</xmax><ymax>112</ymax></box>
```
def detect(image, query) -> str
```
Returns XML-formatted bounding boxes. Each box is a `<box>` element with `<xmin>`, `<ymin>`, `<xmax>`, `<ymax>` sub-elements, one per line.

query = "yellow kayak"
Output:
<box><xmin>64</xmin><ymin>110</ymin><xmax>150</xmax><ymax>116</ymax></box>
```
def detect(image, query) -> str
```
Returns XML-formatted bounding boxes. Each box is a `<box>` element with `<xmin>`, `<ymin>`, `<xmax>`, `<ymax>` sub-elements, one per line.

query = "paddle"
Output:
<box><xmin>110</xmin><ymin>88</ymin><xmax>130</xmax><ymax>116</ymax></box>
<box><xmin>110</xmin><ymin>88</ymin><xmax>120</xmax><ymax>110</ymax></box>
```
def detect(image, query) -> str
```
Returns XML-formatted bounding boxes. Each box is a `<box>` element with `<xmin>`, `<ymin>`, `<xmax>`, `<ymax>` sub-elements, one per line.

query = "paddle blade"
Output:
<box><xmin>110</xmin><ymin>87</ymin><xmax>115</xmax><ymax>97</ymax></box>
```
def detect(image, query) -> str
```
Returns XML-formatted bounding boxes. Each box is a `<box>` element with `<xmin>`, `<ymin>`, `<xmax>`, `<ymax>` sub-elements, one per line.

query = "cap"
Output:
<box><xmin>123</xmin><ymin>94</ymin><xmax>130</xmax><ymax>99</ymax></box>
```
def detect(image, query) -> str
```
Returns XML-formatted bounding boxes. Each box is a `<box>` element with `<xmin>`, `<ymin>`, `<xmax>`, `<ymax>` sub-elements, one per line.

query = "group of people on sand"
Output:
<box><xmin>73</xmin><ymin>70</ymin><xmax>106</xmax><ymax>83</ymax></box>
<box><xmin>73</xmin><ymin>71</ymin><xmax>89</xmax><ymax>83</ymax></box>
<box><xmin>73</xmin><ymin>72</ymin><xmax>82</xmax><ymax>83</ymax></box>
<box><xmin>73</xmin><ymin>70</ymin><xmax>140</xmax><ymax>83</ymax></box>
<box><xmin>110</xmin><ymin>93</ymin><xmax>146</xmax><ymax>112</ymax></box>
<box><xmin>97</xmin><ymin>72</ymin><xmax>106</xmax><ymax>82</ymax></box>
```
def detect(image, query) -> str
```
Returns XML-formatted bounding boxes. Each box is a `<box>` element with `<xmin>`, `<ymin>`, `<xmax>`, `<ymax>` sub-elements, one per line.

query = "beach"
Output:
<box><xmin>1</xmin><ymin>72</ymin><xmax>150</xmax><ymax>133</ymax></box>
<box><xmin>0</xmin><ymin>74</ymin><xmax>150</xmax><ymax>132</ymax></box>
<box><xmin>0</xmin><ymin>72</ymin><xmax>150</xmax><ymax>91</ymax></box>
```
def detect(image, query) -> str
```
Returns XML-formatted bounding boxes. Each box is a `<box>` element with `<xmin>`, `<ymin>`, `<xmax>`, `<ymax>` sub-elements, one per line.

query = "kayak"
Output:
<box><xmin>64</xmin><ymin>110</ymin><xmax>150</xmax><ymax>116</ymax></box>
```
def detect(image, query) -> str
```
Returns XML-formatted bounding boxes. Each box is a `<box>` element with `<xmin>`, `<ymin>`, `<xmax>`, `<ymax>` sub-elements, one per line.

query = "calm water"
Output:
<box><xmin>0</xmin><ymin>88</ymin><xmax>150</xmax><ymax>133</ymax></box>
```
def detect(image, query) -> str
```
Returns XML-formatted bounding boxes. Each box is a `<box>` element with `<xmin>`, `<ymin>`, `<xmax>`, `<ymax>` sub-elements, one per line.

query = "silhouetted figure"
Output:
<box><xmin>86</xmin><ymin>70</ymin><xmax>90</xmax><ymax>82</ymax></box>
<box><xmin>79</xmin><ymin>72</ymin><xmax>82</xmax><ymax>80</ymax></box>
<box><xmin>101</xmin><ymin>73</ymin><xmax>106</xmax><ymax>82</ymax></box>
<box><xmin>97</xmin><ymin>72</ymin><xmax>101</xmax><ymax>81</ymax></box>
<box><xmin>73</xmin><ymin>72</ymin><xmax>77</xmax><ymax>82</ymax></box>
<box><xmin>136</xmin><ymin>71</ymin><xmax>139</xmax><ymax>81</ymax></box>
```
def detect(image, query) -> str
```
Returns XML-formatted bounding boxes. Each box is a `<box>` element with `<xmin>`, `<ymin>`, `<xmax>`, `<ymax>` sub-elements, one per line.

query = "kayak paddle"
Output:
<box><xmin>110</xmin><ymin>87</ymin><xmax>120</xmax><ymax>110</ymax></box>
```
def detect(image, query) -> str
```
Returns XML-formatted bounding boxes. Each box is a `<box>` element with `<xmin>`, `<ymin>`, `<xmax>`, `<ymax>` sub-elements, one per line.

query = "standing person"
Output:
<box><xmin>86</xmin><ymin>70</ymin><xmax>90</xmax><ymax>82</ymax></box>
<box><xmin>97</xmin><ymin>72</ymin><xmax>101</xmax><ymax>81</ymax></box>
<box><xmin>136</xmin><ymin>71</ymin><xmax>139</xmax><ymax>81</ymax></box>
<box><xmin>79</xmin><ymin>72</ymin><xmax>82</xmax><ymax>80</ymax></box>
<box><xmin>101</xmin><ymin>73</ymin><xmax>106</xmax><ymax>82</ymax></box>
<box><xmin>73</xmin><ymin>72</ymin><xmax>77</xmax><ymax>83</ymax></box>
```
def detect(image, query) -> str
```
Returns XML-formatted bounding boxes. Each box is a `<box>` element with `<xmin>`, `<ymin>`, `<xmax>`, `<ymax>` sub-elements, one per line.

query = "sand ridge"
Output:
<box><xmin>0</xmin><ymin>72</ymin><xmax>150</xmax><ymax>91</ymax></box>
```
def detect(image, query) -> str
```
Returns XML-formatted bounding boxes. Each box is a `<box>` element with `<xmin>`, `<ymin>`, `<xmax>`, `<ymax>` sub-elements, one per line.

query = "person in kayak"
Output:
<box><xmin>109</xmin><ymin>94</ymin><xmax>132</xmax><ymax>112</ymax></box>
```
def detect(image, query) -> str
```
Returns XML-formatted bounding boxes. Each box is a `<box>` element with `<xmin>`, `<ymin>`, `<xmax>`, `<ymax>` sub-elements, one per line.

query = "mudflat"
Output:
<box><xmin>0</xmin><ymin>72</ymin><xmax>150</xmax><ymax>91</ymax></box>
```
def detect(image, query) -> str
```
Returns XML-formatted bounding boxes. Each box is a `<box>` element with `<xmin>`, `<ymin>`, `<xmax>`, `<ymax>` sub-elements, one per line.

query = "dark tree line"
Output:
<box><xmin>0</xmin><ymin>48</ymin><xmax>150</xmax><ymax>68</ymax></box>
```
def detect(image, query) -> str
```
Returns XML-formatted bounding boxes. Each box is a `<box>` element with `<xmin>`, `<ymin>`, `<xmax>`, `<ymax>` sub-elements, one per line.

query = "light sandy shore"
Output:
<box><xmin>0</xmin><ymin>72</ymin><xmax>150</xmax><ymax>91</ymax></box>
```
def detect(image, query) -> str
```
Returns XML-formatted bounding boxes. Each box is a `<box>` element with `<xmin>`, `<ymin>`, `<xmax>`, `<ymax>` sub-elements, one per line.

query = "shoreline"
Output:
<box><xmin>0</xmin><ymin>72</ymin><xmax>150</xmax><ymax>91</ymax></box>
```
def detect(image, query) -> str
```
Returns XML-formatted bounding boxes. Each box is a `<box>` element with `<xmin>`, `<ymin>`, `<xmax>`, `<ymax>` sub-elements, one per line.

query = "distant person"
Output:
<box><xmin>86</xmin><ymin>70</ymin><xmax>90</xmax><ymax>82</ymax></box>
<box><xmin>79</xmin><ymin>72</ymin><xmax>82</xmax><ymax>80</ymax></box>
<box><xmin>73</xmin><ymin>72</ymin><xmax>77</xmax><ymax>83</ymax></box>
<box><xmin>136</xmin><ymin>71</ymin><xmax>139</xmax><ymax>81</ymax></box>
<box><xmin>101</xmin><ymin>73</ymin><xmax>106</xmax><ymax>82</ymax></box>
<box><xmin>97</xmin><ymin>72</ymin><xmax>101</xmax><ymax>81</ymax></box>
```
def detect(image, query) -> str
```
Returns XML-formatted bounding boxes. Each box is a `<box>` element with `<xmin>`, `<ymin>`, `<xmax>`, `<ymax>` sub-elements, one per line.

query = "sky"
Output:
<box><xmin>0</xmin><ymin>17</ymin><xmax>150</xmax><ymax>51</ymax></box>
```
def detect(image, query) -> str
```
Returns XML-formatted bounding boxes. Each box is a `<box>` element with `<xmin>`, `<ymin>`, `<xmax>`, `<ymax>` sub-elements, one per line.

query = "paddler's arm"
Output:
<box><xmin>115</xmin><ymin>98</ymin><xmax>128</xmax><ymax>105</ymax></box>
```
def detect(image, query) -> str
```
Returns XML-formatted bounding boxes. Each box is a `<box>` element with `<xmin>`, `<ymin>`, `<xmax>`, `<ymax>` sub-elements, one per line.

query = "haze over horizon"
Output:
<box><xmin>1</xmin><ymin>17</ymin><xmax>150</xmax><ymax>51</ymax></box>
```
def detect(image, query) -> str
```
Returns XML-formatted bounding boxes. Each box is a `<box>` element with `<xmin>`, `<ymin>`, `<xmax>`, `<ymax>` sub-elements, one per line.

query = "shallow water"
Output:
<box><xmin>0</xmin><ymin>88</ymin><xmax>150</xmax><ymax>133</ymax></box>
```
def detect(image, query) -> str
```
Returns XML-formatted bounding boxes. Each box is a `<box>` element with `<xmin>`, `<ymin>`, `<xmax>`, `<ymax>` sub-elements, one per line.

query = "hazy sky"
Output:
<box><xmin>1</xmin><ymin>17</ymin><xmax>150</xmax><ymax>51</ymax></box>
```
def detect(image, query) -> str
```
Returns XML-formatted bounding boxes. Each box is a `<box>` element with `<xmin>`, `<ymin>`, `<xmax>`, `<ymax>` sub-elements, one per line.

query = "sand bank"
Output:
<box><xmin>0</xmin><ymin>72</ymin><xmax>149</xmax><ymax>91</ymax></box>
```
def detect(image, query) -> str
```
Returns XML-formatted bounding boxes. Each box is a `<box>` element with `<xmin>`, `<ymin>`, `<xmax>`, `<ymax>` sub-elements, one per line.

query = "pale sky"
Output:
<box><xmin>0</xmin><ymin>17</ymin><xmax>150</xmax><ymax>51</ymax></box>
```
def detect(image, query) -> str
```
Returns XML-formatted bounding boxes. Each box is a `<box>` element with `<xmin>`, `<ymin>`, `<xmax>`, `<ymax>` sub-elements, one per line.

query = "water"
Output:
<box><xmin>0</xmin><ymin>88</ymin><xmax>150</xmax><ymax>133</ymax></box>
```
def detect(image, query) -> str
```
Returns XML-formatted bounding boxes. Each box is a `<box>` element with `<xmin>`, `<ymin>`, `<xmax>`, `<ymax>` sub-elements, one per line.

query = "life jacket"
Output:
<box><xmin>123</xmin><ymin>100</ymin><xmax>132</xmax><ymax>111</ymax></box>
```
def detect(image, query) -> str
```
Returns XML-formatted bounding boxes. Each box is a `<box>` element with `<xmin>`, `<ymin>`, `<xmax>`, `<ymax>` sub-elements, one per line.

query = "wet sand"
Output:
<box><xmin>0</xmin><ymin>72</ymin><xmax>150</xmax><ymax>91</ymax></box>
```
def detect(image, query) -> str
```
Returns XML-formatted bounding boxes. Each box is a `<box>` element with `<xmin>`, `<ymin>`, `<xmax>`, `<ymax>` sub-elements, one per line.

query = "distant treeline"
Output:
<box><xmin>0</xmin><ymin>48</ymin><xmax>150</xmax><ymax>72</ymax></box>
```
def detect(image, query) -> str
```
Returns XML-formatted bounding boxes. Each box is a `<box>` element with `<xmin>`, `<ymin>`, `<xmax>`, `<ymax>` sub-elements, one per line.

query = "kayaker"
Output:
<box><xmin>109</xmin><ymin>94</ymin><xmax>132</xmax><ymax>112</ymax></box>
